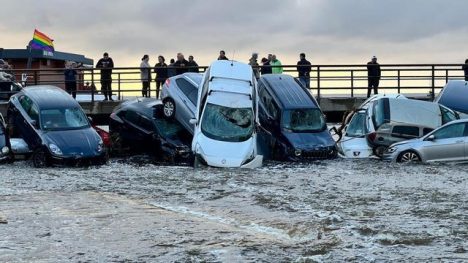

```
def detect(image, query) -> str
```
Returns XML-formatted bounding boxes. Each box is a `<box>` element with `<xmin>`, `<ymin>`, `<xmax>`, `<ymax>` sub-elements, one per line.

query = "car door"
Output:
<box><xmin>422</xmin><ymin>123</ymin><xmax>466</xmax><ymax>162</ymax></box>
<box><xmin>121</xmin><ymin>110</ymin><xmax>144</xmax><ymax>148</ymax></box>
<box><xmin>175</xmin><ymin>77</ymin><xmax>196</xmax><ymax>121</ymax></box>
<box><xmin>15</xmin><ymin>96</ymin><xmax>41</xmax><ymax>148</ymax></box>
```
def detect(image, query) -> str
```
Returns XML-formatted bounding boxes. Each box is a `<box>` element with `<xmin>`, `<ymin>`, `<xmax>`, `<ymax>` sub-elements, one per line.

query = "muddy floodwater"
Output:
<box><xmin>0</xmin><ymin>157</ymin><xmax>467</xmax><ymax>262</ymax></box>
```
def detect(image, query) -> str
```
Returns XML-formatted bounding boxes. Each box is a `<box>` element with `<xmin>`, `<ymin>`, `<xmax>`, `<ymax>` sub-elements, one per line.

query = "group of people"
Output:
<box><xmin>63</xmin><ymin>51</ymin><xmax>468</xmax><ymax>101</ymax></box>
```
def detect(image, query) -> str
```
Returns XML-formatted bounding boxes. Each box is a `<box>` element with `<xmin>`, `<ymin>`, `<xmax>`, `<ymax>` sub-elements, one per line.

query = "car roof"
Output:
<box><xmin>208</xmin><ymin>60</ymin><xmax>253</xmax><ymax>82</ymax></box>
<box><xmin>260</xmin><ymin>74</ymin><xmax>318</xmax><ymax>109</ymax></box>
<box><xmin>171</xmin><ymin>72</ymin><xmax>203</xmax><ymax>86</ymax></box>
<box><xmin>20</xmin><ymin>85</ymin><xmax>80</xmax><ymax>110</ymax></box>
<box><xmin>116</xmin><ymin>98</ymin><xmax>161</xmax><ymax>117</ymax></box>
<box><xmin>435</xmin><ymin>80</ymin><xmax>468</xmax><ymax>114</ymax></box>
<box><xmin>385</xmin><ymin>98</ymin><xmax>442</xmax><ymax>128</ymax></box>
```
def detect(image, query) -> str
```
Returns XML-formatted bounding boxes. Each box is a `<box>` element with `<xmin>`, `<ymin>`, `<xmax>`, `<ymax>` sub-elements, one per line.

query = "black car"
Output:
<box><xmin>257</xmin><ymin>74</ymin><xmax>336</xmax><ymax>161</ymax></box>
<box><xmin>0</xmin><ymin>114</ymin><xmax>12</xmax><ymax>162</ymax></box>
<box><xmin>109</xmin><ymin>98</ymin><xmax>192</xmax><ymax>163</ymax></box>
<box><xmin>7</xmin><ymin>85</ymin><xmax>107</xmax><ymax>167</ymax></box>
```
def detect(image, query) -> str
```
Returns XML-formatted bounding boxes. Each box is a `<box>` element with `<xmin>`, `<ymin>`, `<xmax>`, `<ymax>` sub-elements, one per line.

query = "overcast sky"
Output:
<box><xmin>1</xmin><ymin>0</ymin><xmax>468</xmax><ymax>66</ymax></box>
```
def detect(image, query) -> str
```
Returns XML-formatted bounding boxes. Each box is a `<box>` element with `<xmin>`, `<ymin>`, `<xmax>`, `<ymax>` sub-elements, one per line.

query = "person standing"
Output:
<box><xmin>167</xmin><ymin>59</ymin><xmax>176</xmax><ymax>78</ymax></box>
<box><xmin>260</xmin><ymin>57</ymin><xmax>272</xmax><ymax>75</ymax></box>
<box><xmin>140</xmin><ymin>54</ymin><xmax>151</xmax><ymax>97</ymax></box>
<box><xmin>96</xmin><ymin>52</ymin><xmax>114</xmax><ymax>101</ymax></box>
<box><xmin>249</xmin><ymin>52</ymin><xmax>260</xmax><ymax>79</ymax></box>
<box><xmin>187</xmin><ymin>55</ymin><xmax>199</xmax><ymax>73</ymax></box>
<box><xmin>174</xmin><ymin>53</ymin><xmax>189</xmax><ymax>75</ymax></box>
<box><xmin>462</xmin><ymin>59</ymin><xmax>468</xmax><ymax>81</ymax></box>
<box><xmin>367</xmin><ymin>56</ymin><xmax>381</xmax><ymax>98</ymax></box>
<box><xmin>218</xmin><ymin>50</ymin><xmax>229</xmax><ymax>60</ymax></box>
<box><xmin>270</xmin><ymin>55</ymin><xmax>283</xmax><ymax>74</ymax></box>
<box><xmin>297</xmin><ymin>53</ymin><xmax>312</xmax><ymax>88</ymax></box>
<box><xmin>154</xmin><ymin>55</ymin><xmax>168</xmax><ymax>98</ymax></box>
<box><xmin>64</xmin><ymin>61</ymin><xmax>78</xmax><ymax>99</ymax></box>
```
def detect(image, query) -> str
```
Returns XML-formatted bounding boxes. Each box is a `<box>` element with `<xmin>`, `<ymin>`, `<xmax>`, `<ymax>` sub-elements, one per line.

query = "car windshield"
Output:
<box><xmin>41</xmin><ymin>108</ymin><xmax>89</xmax><ymax>131</ymax></box>
<box><xmin>201</xmin><ymin>103</ymin><xmax>253</xmax><ymax>142</ymax></box>
<box><xmin>345</xmin><ymin>112</ymin><xmax>367</xmax><ymax>137</ymax></box>
<box><xmin>154</xmin><ymin>118</ymin><xmax>188</xmax><ymax>140</ymax></box>
<box><xmin>282</xmin><ymin>109</ymin><xmax>326</xmax><ymax>132</ymax></box>
<box><xmin>440</xmin><ymin>105</ymin><xmax>458</xmax><ymax>124</ymax></box>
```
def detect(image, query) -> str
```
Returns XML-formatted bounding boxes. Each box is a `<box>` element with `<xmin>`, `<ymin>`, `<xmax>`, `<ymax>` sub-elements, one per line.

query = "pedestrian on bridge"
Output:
<box><xmin>271</xmin><ymin>55</ymin><xmax>283</xmax><ymax>74</ymax></box>
<box><xmin>462</xmin><ymin>59</ymin><xmax>468</xmax><ymax>81</ymax></box>
<box><xmin>154</xmin><ymin>55</ymin><xmax>168</xmax><ymax>98</ymax></box>
<box><xmin>96</xmin><ymin>52</ymin><xmax>114</xmax><ymax>101</ymax></box>
<box><xmin>297</xmin><ymin>53</ymin><xmax>312</xmax><ymax>88</ymax></box>
<box><xmin>140</xmin><ymin>55</ymin><xmax>151</xmax><ymax>97</ymax></box>
<box><xmin>367</xmin><ymin>56</ymin><xmax>381</xmax><ymax>98</ymax></box>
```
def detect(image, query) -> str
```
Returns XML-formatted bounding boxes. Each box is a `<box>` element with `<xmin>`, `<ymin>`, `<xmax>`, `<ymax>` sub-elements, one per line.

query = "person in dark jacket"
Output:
<box><xmin>154</xmin><ymin>55</ymin><xmax>168</xmax><ymax>98</ymax></box>
<box><xmin>187</xmin><ymin>55</ymin><xmax>199</xmax><ymax>73</ymax></box>
<box><xmin>367</xmin><ymin>56</ymin><xmax>381</xmax><ymax>98</ymax></box>
<box><xmin>173</xmin><ymin>53</ymin><xmax>189</xmax><ymax>75</ymax></box>
<box><xmin>218</xmin><ymin>50</ymin><xmax>228</xmax><ymax>60</ymax></box>
<box><xmin>462</xmin><ymin>59</ymin><xmax>468</xmax><ymax>81</ymax></box>
<box><xmin>297</xmin><ymin>53</ymin><xmax>312</xmax><ymax>88</ymax></box>
<box><xmin>64</xmin><ymin>61</ymin><xmax>78</xmax><ymax>99</ymax></box>
<box><xmin>261</xmin><ymin>57</ymin><xmax>272</xmax><ymax>75</ymax></box>
<box><xmin>96</xmin><ymin>52</ymin><xmax>114</xmax><ymax>101</ymax></box>
<box><xmin>167</xmin><ymin>59</ymin><xmax>176</xmax><ymax>78</ymax></box>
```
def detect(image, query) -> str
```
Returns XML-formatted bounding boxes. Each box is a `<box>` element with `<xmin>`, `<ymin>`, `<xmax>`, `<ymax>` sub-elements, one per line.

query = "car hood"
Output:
<box><xmin>194</xmin><ymin>134</ymin><xmax>255</xmax><ymax>167</ymax></box>
<box><xmin>390</xmin><ymin>137</ymin><xmax>423</xmax><ymax>148</ymax></box>
<box><xmin>43</xmin><ymin>128</ymin><xmax>101</xmax><ymax>157</ymax></box>
<box><xmin>283</xmin><ymin>129</ymin><xmax>335</xmax><ymax>150</ymax></box>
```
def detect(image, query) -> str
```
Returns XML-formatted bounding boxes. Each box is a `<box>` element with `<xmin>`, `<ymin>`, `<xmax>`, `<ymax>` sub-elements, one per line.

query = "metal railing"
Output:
<box><xmin>1</xmin><ymin>64</ymin><xmax>466</xmax><ymax>102</ymax></box>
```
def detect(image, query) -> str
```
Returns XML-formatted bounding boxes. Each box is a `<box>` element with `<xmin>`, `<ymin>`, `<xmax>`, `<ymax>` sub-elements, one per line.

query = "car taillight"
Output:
<box><xmin>165</xmin><ymin>78</ymin><xmax>170</xmax><ymax>87</ymax></box>
<box><xmin>368</xmin><ymin>132</ymin><xmax>377</xmax><ymax>142</ymax></box>
<box><xmin>110</xmin><ymin>112</ymin><xmax>116</xmax><ymax>119</ymax></box>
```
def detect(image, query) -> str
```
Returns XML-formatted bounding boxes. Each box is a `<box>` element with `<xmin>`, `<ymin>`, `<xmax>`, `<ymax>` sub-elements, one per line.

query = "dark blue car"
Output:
<box><xmin>257</xmin><ymin>74</ymin><xmax>336</xmax><ymax>161</ymax></box>
<box><xmin>7</xmin><ymin>85</ymin><xmax>107</xmax><ymax>167</ymax></box>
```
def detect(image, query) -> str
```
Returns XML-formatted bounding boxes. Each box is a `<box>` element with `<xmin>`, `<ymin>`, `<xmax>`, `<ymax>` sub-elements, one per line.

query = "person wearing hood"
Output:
<box><xmin>297</xmin><ymin>53</ymin><xmax>312</xmax><ymax>88</ymax></box>
<box><xmin>367</xmin><ymin>56</ymin><xmax>381</xmax><ymax>98</ymax></box>
<box><xmin>140</xmin><ymin>54</ymin><xmax>151</xmax><ymax>97</ymax></box>
<box><xmin>271</xmin><ymin>55</ymin><xmax>283</xmax><ymax>74</ymax></box>
<box><xmin>261</xmin><ymin>57</ymin><xmax>272</xmax><ymax>75</ymax></box>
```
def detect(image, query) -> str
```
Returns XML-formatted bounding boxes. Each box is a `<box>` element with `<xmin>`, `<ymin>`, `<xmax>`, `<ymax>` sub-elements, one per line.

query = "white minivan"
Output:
<box><xmin>190</xmin><ymin>60</ymin><xmax>263</xmax><ymax>168</ymax></box>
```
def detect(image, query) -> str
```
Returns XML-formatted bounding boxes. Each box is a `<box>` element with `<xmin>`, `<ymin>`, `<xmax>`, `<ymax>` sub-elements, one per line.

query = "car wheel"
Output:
<box><xmin>163</xmin><ymin>98</ymin><xmax>176</xmax><ymax>119</ymax></box>
<box><xmin>32</xmin><ymin>148</ymin><xmax>48</xmax><ymax>168</ymax></box>
<box><xmin>398</xmin><ymin>150</ymin><xmax>421</xmax><ymax>163</ymax></box>
<box><xmin>373</xmin><ymin>146</ymin><xmax>387</xmax><ymax>158</ymax></box>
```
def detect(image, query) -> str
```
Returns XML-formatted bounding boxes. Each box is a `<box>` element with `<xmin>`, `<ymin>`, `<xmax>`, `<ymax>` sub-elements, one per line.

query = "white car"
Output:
<box><xmin>338</xmin><ymin>94</ymin><xmax>407</xmax><ymax>158</ymax></box>
<box><xmin>191</xmin><ymin>60</ymin><xmax>263</xmax><ymax>168</ymax></box>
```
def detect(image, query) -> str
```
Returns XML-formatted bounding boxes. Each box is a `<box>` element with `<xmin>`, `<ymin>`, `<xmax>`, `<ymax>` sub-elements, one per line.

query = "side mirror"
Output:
<box><xmin>189</xmin><ymin>118</ymin><xmax>198</xmax><ymax>125</ymax></box>
<box><xmin>88</xmin><ymin>116</ymin><xmax>94</xmax><ymax>124</ymax></box>
<box><xmin>30</xmin><ymin>120</ymin><xmax>39</xmax><ymax>129</ymax></box>
<box><xmin>426</xmin><ymin>134</ymin><xmax>435</xmax><ymax>141</ymax></box>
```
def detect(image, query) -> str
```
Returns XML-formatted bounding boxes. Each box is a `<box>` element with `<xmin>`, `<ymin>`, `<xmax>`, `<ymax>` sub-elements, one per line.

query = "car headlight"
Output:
<box><xmin>97</xmin><ymin>140</ymin><xmax>104</xmax><ymax>153</ymax></box>
<box><xmin>1</xmin><ymin>146</ymin><xmax>9</xmax><ymax>155</ymax></box>
<box><xmin>386</xmin><ymin>147</ymin><xmax>397</xmax><ymax>153</ymax></box>
<box><xmin>49</xmin><ymin>143</ymin><xmax>63</xmax><ymax>155</ymax></box>
<box><xmin>294</xmin><ymin>149</ymin><xmax>302</xmax><ymax>157</ymax></box>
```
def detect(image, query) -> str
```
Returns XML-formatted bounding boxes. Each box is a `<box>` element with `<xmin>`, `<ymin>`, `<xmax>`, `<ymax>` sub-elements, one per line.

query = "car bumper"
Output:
<box><xmin>381</xmin><ymin>152</ymin><xmax>398</xmax><ymax>162</ymax></box>
<box><xmin>49</xmin><ymin>153</ymin><xmax>108</xmax><ymax>166</ymax></box>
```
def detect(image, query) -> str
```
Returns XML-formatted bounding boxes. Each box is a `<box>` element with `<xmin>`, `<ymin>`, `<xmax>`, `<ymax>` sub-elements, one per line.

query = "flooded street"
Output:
<box><xmin>0</xmin><ymin>158</ymin><xmax>467</xmax><ymax>262</ymax></box>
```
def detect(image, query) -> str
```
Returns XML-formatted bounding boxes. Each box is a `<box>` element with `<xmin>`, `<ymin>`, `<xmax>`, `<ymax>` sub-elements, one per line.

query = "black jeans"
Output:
<box><xmin>155</xmin><ymin>79</ymin><xmax>165</xmax><ymax>99</ymax></box>
<box><xmin>142</xmin><ymin>81</ymin><xmax>150</xmax><ymax>97</ymax></box>
<box><xmin>65</xmin><ymin>81</ymin><xmax>77</xmax><ymax>99</ymax></box>
<box><xmin>367</xmin><ymin>78</ymin><xmax>379</xmax><ymax>98</ymax></box>
<box><xmin>101</xmin><ymin>79</ymin><xmax>112</xmax><ymax>100</ymax></box>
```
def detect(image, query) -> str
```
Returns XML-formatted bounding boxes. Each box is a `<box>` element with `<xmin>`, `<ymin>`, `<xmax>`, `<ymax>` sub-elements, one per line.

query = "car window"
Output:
<box><xmin>176</xmin><ymin>78</ymin><xmax>196</xmax><ymax>96</ymax></box>
<box><xmin>423</xmin><ymin>128</ymin><xmax>433</xmax><ymax>135</ymax></box>
<box><xmin>440</xmin><ymin>105</ymin><xmax>458</xmax><ymax>124</ymax></box>
<box><xmin>29</xmin><ymin>104</ymin><xmax>40</xmax><ymax>123</ymax></box>
<box><xmin>432</xmin><ymin>123</ymin><xmax>465</xmax><ymax>139</ymax></box>
<box><xmin>124</xmin><ymin>110</ymin><xmax>140</xmax><ymax>125</ymax></box>
<box><xmin>138</xmin><ymin>115</ymin><xmax>154</xmax><ymax>132</ymax></box>
<box><xmin>19</xmin><ymin>95</ymin><xmax>33</xmax><ymax>113</ymax></box>
<box><xmin>392</xmin><ymin>125</ymin><xmax>420</xmax><ymax>139</ymax></box>
<box><xmin>372</xmin><ymin>99</ymin><xmax>388</xmax><ymax>129</ymax></box>
<box><xmin>259</xmin><ymin>85</ymin><xmax>279</xmax><ymax>120</ymax></box>
<box><xmin>188</xmin><ymin>89</ymin><xmax>198</xmax><ymax>106</ymax></box>
<box><xmin>345</xmin><ymin>112</ymin><xmax>367</xmax><ymax>137</ymax></box>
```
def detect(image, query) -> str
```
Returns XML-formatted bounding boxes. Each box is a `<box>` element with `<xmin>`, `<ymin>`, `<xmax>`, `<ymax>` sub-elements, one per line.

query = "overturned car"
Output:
<box><xmin>337</xmin><ymin>95</ymin><xmax>459</xmax><ymax>158</ymax></box>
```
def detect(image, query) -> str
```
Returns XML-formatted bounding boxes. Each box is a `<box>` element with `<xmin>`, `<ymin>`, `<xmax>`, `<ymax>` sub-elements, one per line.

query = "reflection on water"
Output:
<box><xmin>0</xmin><ymin>157</ymin><xmax>467</xmax><ymax>262</ymax></box>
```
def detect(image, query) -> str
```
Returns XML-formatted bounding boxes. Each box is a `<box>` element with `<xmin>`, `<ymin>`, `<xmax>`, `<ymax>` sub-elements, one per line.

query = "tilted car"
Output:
<box><xmin>7</xmin><ymin>85</ymin><xmax>107</xmax><ymax>167</ymax></box>
<box><xmin>383</xmin><ymin>119</ymin><xmax>468</xmax><ymax>163</ymax></box>
<box><xmin>161</xmin><ymin>73</ymin><xmax>203</xmax><ymax>134</ymax></box>
<box><xmin>257</xmin><ymin>74</ymin><xmax>336</xmax><ymax>161</ymax></box>
<box><xmin>191</xmin><ymin>60</ymin><xmax>263</xmax><ymax>168</ymax></box>
<box><xmin>109</xmin><ymin>98</ymin><xmax>192</xmax><ymax>163</ymax></box>
<box><xmin>434</xmin><ymin>80</ymin><xmax>468</xmax><ymax>116</ymax></box>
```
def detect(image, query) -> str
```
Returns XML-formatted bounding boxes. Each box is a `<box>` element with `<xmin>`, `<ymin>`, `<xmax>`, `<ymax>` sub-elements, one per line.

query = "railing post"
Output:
<box><xmin>431</xmin><ymin>65</ymin><xmax>435</xmax><ymax>100</ymax></box>
<box><xmin>350</xmin><ymin>70</ymin><xmax>354</xmax><ymax>98</ymax></box>
<box><xmin>34</xmin><ymin>70</ymin><xmax>38</xmax><ymax>85</ymax></box>
<box><xmin>118</xmin><ymin>73</ymin><xmax>121</xmax><ymax>100</ymax></box>
<box><xmin>316</xmin><ymin>66</ymin><xmax>321</xmax><ymax>101</ymax></box>
<box><xmin>91</xmin><ymin>68</ymin><xmax>95</xmax><ymax>103</ymax></box>
<box><xmin>397</xmin><ymin>70</ymin><xmax>401</xmax><ymax>94</ymax></box>
<box><xmin>445</xmin><ymin>69</ymin><xmax>449</xmax><ymax>83</ymax></box>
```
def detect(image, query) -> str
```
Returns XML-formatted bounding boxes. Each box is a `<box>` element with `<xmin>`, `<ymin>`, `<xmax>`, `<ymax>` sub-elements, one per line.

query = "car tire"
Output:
<box><xmin>397</xmin><ymin>150</ymin><xmax>421</xmax><ymax>163</ymax></box>
<box><xmin>163</xmin><ymin>98</ymin><xmax>176</xmax><ymax>119</ymax></box>
<box><xmin>32</xmin><ymin>148</ymin><xmax>48</xmax><ymax>168</ymax></box>
<box><xmin>373</xmin><ymin>146</ymin><xmax>387</xmax><ymax>158</ymax></box>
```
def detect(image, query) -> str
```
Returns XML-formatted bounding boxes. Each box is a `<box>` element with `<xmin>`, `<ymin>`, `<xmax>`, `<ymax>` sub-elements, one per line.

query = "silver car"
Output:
<box><xmin>383</xmin><ymin>119</ymin><xmax>468</xmax><ymax>163</ymax></box>
<box><xmin>160</xmin><ymin>73</ymin><xmax>202</xmax><ymax>134</ymax></box>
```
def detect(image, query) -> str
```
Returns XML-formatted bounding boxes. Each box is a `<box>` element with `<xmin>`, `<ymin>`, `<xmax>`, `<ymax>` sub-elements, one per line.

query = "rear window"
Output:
<box><xmin>372</xmin><ymin>99</ymin><xmax>389</xmax><ymax>129</ymax></box>
<box><xmin>440</xmin><ymin>106</ymin><xmax>458</xmax><ymax>124</ymax></box>
<box><xmin>176</xmin><ymin>78</ymin><xmax>196</xmax><ymax>96</ymax></box>
<box><xmin>392</xmin><ymin>126</ymin><xmax>419</xmax><ymax>139</ymax></box>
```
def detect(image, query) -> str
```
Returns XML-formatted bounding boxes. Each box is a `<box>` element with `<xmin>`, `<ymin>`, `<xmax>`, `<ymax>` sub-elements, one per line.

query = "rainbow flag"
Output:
<box><xmin>30</xmin><ymin>29</ymin><xmax>54</xmax><ymax>52</ymax></box>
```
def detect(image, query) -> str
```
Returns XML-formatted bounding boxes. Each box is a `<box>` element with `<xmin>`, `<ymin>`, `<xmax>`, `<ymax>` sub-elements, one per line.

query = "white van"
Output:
<box><xmin>190</xmin><ymin>60</ymin><xmax>263</xmax><ymax>168</ymax></box>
